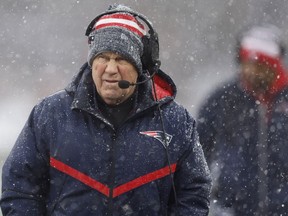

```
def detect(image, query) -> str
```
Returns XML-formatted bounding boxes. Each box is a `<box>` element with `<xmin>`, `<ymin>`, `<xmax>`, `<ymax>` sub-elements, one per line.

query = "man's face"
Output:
<box><xmin>92</xmin><ymin>52</ymin><xmax>138</xmax><ymax>105</ymax></box>
<box><xmin>241</xmin><ymin>60</ymin><xmax>276</xmax><ymax>93</ymax></box>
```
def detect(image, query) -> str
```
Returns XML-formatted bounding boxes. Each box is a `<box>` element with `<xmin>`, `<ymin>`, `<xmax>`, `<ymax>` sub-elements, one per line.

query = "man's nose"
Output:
<box><xmin>105</xmin><ymin>60</ymin><xmax>118</xmax><ymax>74</ymax></box>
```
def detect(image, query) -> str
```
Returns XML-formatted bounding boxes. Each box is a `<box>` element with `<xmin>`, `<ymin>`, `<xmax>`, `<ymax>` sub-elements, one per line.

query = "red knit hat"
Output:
<box><xmin>239</xmin><ymin>25</ymin><xmax>288</xmax><ymax>104</ymax></box>
<box><xmin>239</xmin><ymin>25</ymin><xmax>283</xmax><ymax>67</ymax></box>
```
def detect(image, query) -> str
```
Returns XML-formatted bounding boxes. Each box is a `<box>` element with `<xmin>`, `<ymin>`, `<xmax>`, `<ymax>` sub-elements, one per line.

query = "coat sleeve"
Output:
<box><xmin>0</xmin><ymin>104</ymin><xmax>49</xmax><ymax>216</ymax></box>
<box><xmin>171</xmin><ymin>111</ymin><xmax>212</xmax><ymax>216</ymax></box>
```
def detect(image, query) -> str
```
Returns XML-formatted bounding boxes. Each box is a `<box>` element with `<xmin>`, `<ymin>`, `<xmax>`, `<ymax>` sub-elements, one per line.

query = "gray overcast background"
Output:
<box><xmin>1</xmin><ymin>0</ymin><xmax>288</xmax><ymax>203</ymax></box>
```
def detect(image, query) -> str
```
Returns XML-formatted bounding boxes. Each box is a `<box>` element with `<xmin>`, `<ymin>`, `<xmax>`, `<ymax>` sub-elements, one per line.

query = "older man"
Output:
<box><xmin>1</xmin><ymin>4</ymin><xmax>211</xmax><ymax>216</ymax></box>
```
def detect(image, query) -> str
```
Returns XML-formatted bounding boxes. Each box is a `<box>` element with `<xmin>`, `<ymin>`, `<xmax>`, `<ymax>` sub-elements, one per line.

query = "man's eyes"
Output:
<box><xmin>116</xmin><ymin>57</ymin><xmax>129</xmax><ymax>64</ymax></box>
<box><xmin>97</xmin><ymin>55</ymin><xmax>109</xmax><ymax>61</ymax></box>
<box><xmin>96</xmin><ymin>55</ymin><xmax>129</xmax><ymax>64</ymax></box>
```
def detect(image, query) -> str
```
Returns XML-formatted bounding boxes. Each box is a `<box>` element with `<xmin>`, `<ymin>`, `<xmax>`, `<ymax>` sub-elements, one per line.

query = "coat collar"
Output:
<box><xmin>65</xmin><ymin>63</ymin><xmax>177</xmax><ymax>117</ymax></box>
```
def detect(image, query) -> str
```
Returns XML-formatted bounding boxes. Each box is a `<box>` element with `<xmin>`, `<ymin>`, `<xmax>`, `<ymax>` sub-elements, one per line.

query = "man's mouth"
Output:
<box><xmin>104</xmin><ymin>79</ymin><xmax>118</xmax><ymax>83</ymax></box>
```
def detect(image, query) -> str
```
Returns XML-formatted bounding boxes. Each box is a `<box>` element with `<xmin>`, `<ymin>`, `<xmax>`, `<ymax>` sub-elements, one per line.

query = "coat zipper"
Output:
<box><xmin>107</xmin><ymin>132</ymin><xmax>117</xmax><ymax>216</ymax></box>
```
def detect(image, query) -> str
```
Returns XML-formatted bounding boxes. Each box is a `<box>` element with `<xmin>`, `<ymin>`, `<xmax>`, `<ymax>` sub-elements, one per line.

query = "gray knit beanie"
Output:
<box><xmin>87</xmin><ymin>5</ymin><xmax>146</xmax><ymax>75</ymax></box>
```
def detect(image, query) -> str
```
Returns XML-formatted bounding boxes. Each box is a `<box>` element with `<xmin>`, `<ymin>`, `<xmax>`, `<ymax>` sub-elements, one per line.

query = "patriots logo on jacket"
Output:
<box><xmin>140</xmin><ymin>131</ymin><xmax>173</xmax><ymax>147</ymax></box>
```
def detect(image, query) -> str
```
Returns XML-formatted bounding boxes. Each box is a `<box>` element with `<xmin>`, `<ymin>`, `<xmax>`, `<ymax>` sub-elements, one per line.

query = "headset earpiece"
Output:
<box><xmin>141</xmin><ymin>30</ymin><xmax>160</xmax><ymax>74</ymax></box>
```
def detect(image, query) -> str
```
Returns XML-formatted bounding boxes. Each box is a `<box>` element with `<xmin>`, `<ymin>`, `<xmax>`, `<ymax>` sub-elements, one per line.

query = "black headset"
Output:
<box><xmin>85</xmin><ymin>6</ymin><xmax>161</xmax><ymax>76</ymax></box>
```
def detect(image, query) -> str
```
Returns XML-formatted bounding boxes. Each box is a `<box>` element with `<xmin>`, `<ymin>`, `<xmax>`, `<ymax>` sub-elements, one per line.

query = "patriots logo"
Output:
<box><xmin>140</xmin><ymin>131</ymin><xmax>173</xmax><ymax>147</ymax></box>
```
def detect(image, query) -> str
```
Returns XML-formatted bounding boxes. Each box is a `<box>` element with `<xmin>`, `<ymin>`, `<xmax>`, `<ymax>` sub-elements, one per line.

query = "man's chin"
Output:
<box><xmin>102</xmin><ymin>94</ymin><xmax>126</xmax><ymax>105</ymax></box>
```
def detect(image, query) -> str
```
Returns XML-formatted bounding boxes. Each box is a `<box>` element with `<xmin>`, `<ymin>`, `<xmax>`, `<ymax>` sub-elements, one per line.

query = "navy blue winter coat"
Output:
<box><xmin>1</xmin><ymin>63</ymin><xmax>211</xmax><ymax>216</ymax></box>
<box><xmin>197</xmin><ymin>78</ymin><xmax>288</xmax><ymax>215</ymax></box>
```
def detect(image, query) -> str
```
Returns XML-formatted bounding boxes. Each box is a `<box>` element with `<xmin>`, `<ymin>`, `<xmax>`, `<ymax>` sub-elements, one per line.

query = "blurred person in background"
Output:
<box><xmin>0</xmin><ymin>4</ymin><xmax>211</xmax><ymax>216</ymax></box>
<box><xmin>197</xmin><ymin>24</ymin><xmax>288</xmax><ymax>215</ymax></box>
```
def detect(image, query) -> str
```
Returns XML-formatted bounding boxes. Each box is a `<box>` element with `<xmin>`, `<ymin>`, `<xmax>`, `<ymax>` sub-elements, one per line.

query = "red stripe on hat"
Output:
<box><xmin>113</xmin><ymin>163</ymin><xmax>177</xmax><ymax>198</ymax></box>
<box><xmin>94</xmin><ymin>13</ymin><xmax>145</xmax><ymax>37</ymax></box>
<box><xmin>100</xmin><ymin>14</ymin><xmax>145</xmax><ymax>29</ymax></box>
<box><xmin>104</xmin><ymin>13</ymin><xmax>144</xmax><ymax>27</ymax></box>
<box><xmin>96</xmin><ymin>23</ymin><xmax>144</xmax><ymax>37</ymax></box>
<box><xmin>239</xmin><ymin>48</ymin><xmax>280</xmax><ymax>66</ymax></box>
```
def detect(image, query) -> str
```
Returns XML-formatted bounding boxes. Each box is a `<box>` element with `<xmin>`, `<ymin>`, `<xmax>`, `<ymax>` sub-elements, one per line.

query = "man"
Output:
<box><xmin>197</xmin><ymin>24</ymin><xmax>288</xmax><ymax>215</ymax></box>
<box><xmin>1</xmin><ymin>4</ymin><xmax>212</xmax><ymax>216</ymax></box>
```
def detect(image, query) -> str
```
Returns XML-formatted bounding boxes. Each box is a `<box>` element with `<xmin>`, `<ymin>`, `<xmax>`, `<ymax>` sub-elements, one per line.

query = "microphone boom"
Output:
<box><xmin>118</xmin><ymin>67</ymin><xmax>159</xmax><ymax>89</ymax></box>
<box><xmin>118</xmin><ymin>80</ymin><xmax>132</xmax><ymax>89</ymax></box>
